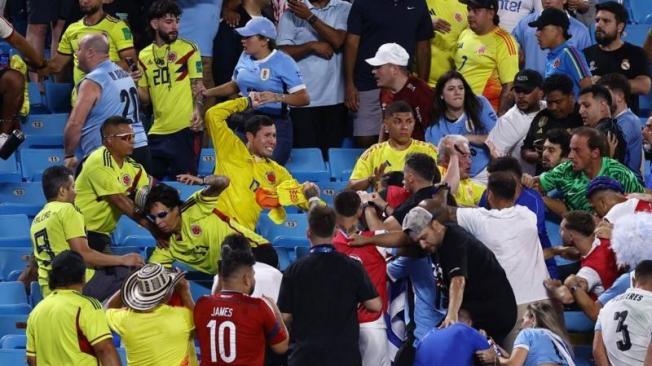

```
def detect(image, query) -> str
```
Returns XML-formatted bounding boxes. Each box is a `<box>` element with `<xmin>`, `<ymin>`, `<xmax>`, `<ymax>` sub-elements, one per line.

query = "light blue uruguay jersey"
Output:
<box><xmin>81</xmin><ymin>60</ymin><xmax>147</xmax><ymax>157</ymax></box>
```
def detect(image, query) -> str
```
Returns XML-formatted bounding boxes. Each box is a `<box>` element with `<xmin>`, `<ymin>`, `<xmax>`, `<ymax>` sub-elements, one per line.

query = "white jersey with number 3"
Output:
<box><xmin>597</xmin><ymin>287</ymin><xmax>652</xmax><ymax>365</ymax></box>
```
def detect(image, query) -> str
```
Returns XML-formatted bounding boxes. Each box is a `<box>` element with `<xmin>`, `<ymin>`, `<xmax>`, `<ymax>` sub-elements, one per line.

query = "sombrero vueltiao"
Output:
<box><xmin>121</xmin><ymin>263</ymin><xmax>184</xmax><ymax>311</ymax></box>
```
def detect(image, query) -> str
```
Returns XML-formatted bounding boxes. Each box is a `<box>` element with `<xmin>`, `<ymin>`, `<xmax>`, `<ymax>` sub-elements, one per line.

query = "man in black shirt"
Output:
<box><xmin>583</xmin><ymin>1</ymin><xmax>651</xmax><ymax>114</ymax></box>
<box><xmin>277</xmin><ymin>205</ymin><xmax>381</xmax><ymax>366</ymax></box>
<box><xmin>578</xmin><ymin>85</ymin><xmax>628</xmax><ymax>166</ymax></box>
<box><xmin>521</xmin><ymin>74</ymin><xmax>583</xmax><ymax>173</ymax></box>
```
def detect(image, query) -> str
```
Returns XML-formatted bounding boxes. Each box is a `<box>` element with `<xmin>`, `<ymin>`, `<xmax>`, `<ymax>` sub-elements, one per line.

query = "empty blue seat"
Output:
<box><xmin>0</xmin><ymin>334</ymin><xmax>26</xmax><ymax>349</ymax></box>
<box><xmin>285</xmin><ymin>148</ymin><xmax>328</xmax><ymax>182</ymax></box>
<box><xmin>0</xmin><ymin>314</ymin><xmax>28</xmax><ymax>337</ymax></box>
<box><xmin>629</xmin><ymin>0</ymin><xmax>652</xmax><ymax>23</ymax></box>
<box><xmin>164</xmin><ymin>181</ymin><xmax>200</xmax><ymax>201</ymax></box>
<box><xmin>0</xmin><ymin>248</ymin><xmax>32</xmax><ymax>281</ymax></box>
<box><xmin>112</xmin><ymin>217</ymin><xmax>155</xmax><ymax>247</ymax></box>
<box><xmin>0</xmin><ymin>282</ymin><xmax>28</xmax><ymax>306</ymax></box>
<box><xmin>19</xmin><ymin>148</ymin><xmax>65</xmax><ymax>181</ymax></box>
<box><xmin>328</xmin><ymin>148</ymin><xmax>364</xmax><ymax>181</ymax></box>
<box><xmin>0</xmin><ymin>304</ymin><xmax>31</xmax><ymax>315</ymax></box>
<box><xmin>44</xmin><ymin>82</ymin><xmax>73</xmax><ymax>113</ymax></box>
<box><xmin>29</xmin><ymin>282</ymin><xmax>42</xmax><ymax>308</ymax></box>
<box><xmin>27</xmin><ymin>83</ymin><xmax>48</xmax><ymax>114</ymax></box>
<box><xmin>564</xmin><ymin>311</ymin><xmax>595</xmax><ymax>333</ymax></box>
<box><xmin>623</xmin><ymin>24</ymin><xmax>649</xmax><ymax>47</ymax></box>
<box><xmin>257</xmin><ymin>213</ymin><xmax>309</xmax><ymax>247</ymax></box>
<box><xmin>0</xmin><ymin>215</ymin><xmax>31</xmax><ymax>247</ymax></box>
<box><xmin>198</xmin><ymin>148</ymin><xmax>216</xmax><ymax>177</ymax></box>
<box><xmin>0</xmin><ymin>349</ymin><xmax>27</xmax><ymax>365</ymax></box>
<box><xmin>274</xmin><ymin>247</ymin><xmax>292</xmax><ymax>271</ymax></box>
<box><xmin>22</xmin><ymin>113</ymin><xmax>68</xmax><ymax>148</ymax></box>
<box><xmin>0</xmin><ymin>182</ymin><xmax>45</xmax><ymax>216</ymax></box>
<box><xmin>0</xmin><ymin>154</ymin><xmax>21</xmax><ymax>183</ymax></box>
<box><xmin>318</xmin><ymin>181</ymin><xmax>347</xmax><ymax>206</ymax></box>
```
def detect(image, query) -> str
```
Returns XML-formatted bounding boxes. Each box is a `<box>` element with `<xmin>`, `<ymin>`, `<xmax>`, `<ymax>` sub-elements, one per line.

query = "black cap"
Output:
<box><xmin>528</xmin><ymin>8</ymin><xmax>569</xmax><ymax>30</ymax></box>
<box><xmin>460</xmin><ymin>0</ymin><xmax>498</xmax><ymax>10</ymax></box>
<box><xmin>513</xmin><ymin>69</ymin><xmax>543</xmax><ymax>92</ymax></box>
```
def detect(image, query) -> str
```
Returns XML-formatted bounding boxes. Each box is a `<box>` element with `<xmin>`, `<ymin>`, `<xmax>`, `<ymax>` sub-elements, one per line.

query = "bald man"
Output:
<box><xmin>63</xmin><ymin>33</ymin><xmax>151</xmax><ymax>172</ymax></box>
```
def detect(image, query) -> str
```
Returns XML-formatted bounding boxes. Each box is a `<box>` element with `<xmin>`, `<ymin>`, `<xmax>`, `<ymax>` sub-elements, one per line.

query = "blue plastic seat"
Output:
<box><xmin>623</xmin><ymin>24</ymin><xmax>649</xmax><ymax>47</ymax></box>
<box><xmin>295</xmin><ymin>246</ymin><xmax>309</xmax><ymax>260</ymax></box>
<box><xmin>318</xmin><ymin>181</ymin><xmax>347</xmax><ymax>207</ymax></box>
<box><xmin>0</xmin><ymin>314</ymin><xmax>28</xmax><ymax>337</ymax></box>
<box><xmin>0</xmin><ymin>215</ymin><xmax>31</xmax><ymax>247</ymax></box>
<box><xmin>198</xmin><ymin>148</ymin><xmax>216</xmax><ymax>177</ymax></box>
<box><xmin>564</xmin><ymin>311</ymin><xmax>595</xmax><ymax>333</ymax></box>
<box><xmin>0</xmin><ymin>282</ymin><xmax>28</xmax><ymax>306</ymax></box>
<box><xmin>18</xmin><ymin>148</ymin><xmax>65</xmax><ymax>181</ymax></box>
<box><xmin>328</xmin><ymin>148</ymin><xmax>364</xmax><ymax>181</ymax></box>
<box><xmin>285</xmin><ymin>148</ymin><xmax>328</xmax><ymax>182</ymax></box>
<box><xmin>27</xmin><ymin>83</ymin><xmax>48</xmax><ymax>114</ymax></box>
<box><xmin>22</xmin><ymin>113</ymin><xmax>68</xmax><ymax>148</ymax></box>
<box><xmin>29</xmin><ymin>282</ymin><xmax>42</xmax><ymax>308</ymax></box>
<box><xmin>44</xmin><ymin>82</ymin><xmax>73</xmax><ymax>113</ymax></box>
<box><xmin>0</xmin><ymin>154</ymin><xmax>21</xmax><ymax>183</ymax></box>
<box><xmin>0</xmin><ymin>182</ymin><xmax>45</xmax><ymax>216</ymax></box>
<box><xmin>629</xmin><ymin>0</ymin><xmax>652</xmax><ymax>23</ymax></box>
<box><xmin>0</xmin><ymin>349</ymin><xmax>27</xmax><ymax>365</ymax></box>
<box><xmin>112</xmin><ymin>217</ymin><xmax>155</xmax><ymax>247</ymax></box>
<box><xmin>274</xmin><ymin>247</ymin><xmax>293</xmax><ymax>271</ymax></box>
<box><xmin>164</xmin><ymin>181</ymin><xmax>200</xmax><ymax>201</ymax></box>
<box><xmin>0</xmin><ymin>304</ymin><xmax>31</xmax><ymax>315</ymax></box>
<box><xmin>0</xmin><ymin>248</ymin><xmax>32</xmax><ymax>281</ymax></box>
<box><xmin>257</xmin><ymin>213</ymin><xmax>309</xmax><ymax>247</ymax></box>
<box><xmin>0</xmin><ymin>334</ymin><xmax>26</xmax><ymax>349</ymax></box>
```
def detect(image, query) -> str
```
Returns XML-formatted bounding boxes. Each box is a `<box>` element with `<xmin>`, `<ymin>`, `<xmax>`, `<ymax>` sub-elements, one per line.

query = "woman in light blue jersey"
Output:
<box><xmin>204</xmin><ymin>17</ymin><xmax>309</xmax><ymax>165</ymax></box>
<box><xmin>425</xmin><ymin>71</ymin><xmax>497</xmax><ymax>183</ymax></box>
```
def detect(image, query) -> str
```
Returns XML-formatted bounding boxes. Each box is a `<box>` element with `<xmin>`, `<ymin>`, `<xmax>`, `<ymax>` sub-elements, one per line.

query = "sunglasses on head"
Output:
<box><xmin>147</xmin><ymin>210</ymin><xmax>170</xmax><ymax>221</ymax></box>
<box><xmin>107</xmin><ymin>133</ymin><xmax>135</xmax><ymax>141</ymax></box>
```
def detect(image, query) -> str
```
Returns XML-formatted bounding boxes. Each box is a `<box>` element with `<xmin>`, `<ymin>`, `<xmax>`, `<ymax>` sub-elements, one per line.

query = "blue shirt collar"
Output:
<box><xmin>549</xmin><ymin>42</ymin><xmax>568</xmax><ymax>56</ymax></box>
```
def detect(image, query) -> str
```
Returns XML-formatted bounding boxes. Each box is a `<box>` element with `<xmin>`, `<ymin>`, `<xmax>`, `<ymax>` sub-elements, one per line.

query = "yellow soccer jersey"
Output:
<box><xmin>138</xmin><ymin>39</ymin><xmax>203</xmax><ymax>135</ymax></box>
<box><xmin>349</xmin><ymin>140</ymin><xmax>439</xmax><ymax>181</ymax></box>
<box><xmin>454</xmin><ymin>27</ymin><xmax>519</xmax><ymax>111</ymax></box>
<box><xmin>58</xmin><ymin>15</ymin><xmax>134</xmax><ymax>85</ymax></box>
<box><xmin>75</xmin><ymin>146</ymin><xmax>150</xmax><ymax>235</ymax></box>
<box><xmin>149</xmin><ymin>191</ymin><xmax>269</xmax><ymax>274</ymax></box>
<box><xmin>426</xmin><ymin>0</ymin><xmax>468</xmax><ymax>86</ymax></box>
<box><xmin>438</xmin><ymin>166</ymin><xmax>486</xmax><ymax>207</ymax></box>
<box><xmin>205</xmin><ymin>97</ymin><xmax>302</xmax><ymax>230</ymax></box>
<box><xmin>26</xmin><ymin>289</ymin><xmax>112</xmax><ymax>366</ymax></box>
<box><xmin>30</xmin><ymin>201</ymin><xmax>95</xmax><ymax>296</ymax></box>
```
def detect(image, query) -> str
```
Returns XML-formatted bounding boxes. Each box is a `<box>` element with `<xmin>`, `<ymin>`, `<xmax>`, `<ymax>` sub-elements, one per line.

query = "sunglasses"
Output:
<box><xmin>147</xmin><ymin>210</ymin><xmax>170</xmax><ymax>221</ymax></box>
<box><xmin>107</xmin><ymin>133</ymin><xmax>135</xmax><ymax>141</ymax></box>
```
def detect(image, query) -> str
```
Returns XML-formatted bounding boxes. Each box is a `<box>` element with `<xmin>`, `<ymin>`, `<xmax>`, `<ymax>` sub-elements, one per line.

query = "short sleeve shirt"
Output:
<box><xmin>349</xmin><ymin>140</ymin><xmax>438</xmax><ymax>181</ymax></box>
<box><xmin>425</xmin><ymin>0</ymin><xmax>468</xmax><ymax>86</ymax></box>
<box><xmin>513</xmin><ymin>328</ymin><xmax>571</xmax><ymax>366</ymax></box>
<box><xmin>380</xmin><ymin>76</ymin><xmax>434</xmax><ymax>140</ymax></box>
<box><xmin>539</xmin><ymin>158</ymin><xmax>645</xmax><ymax>212</ymax></box>
<box><xmin>0</xmin><ymin>16</ymin><xmax>14</xmax><ymax>38</ymax></box>
<box><xmin>545</xmin><ymin>42</ymin><xmax>592</xmax><ymax>98</ymax></box>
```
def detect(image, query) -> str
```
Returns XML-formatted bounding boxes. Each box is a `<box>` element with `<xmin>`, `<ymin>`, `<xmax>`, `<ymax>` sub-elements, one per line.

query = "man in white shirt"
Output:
<box><xmin>212</xmin><ymin>262</ymin><xmax>283</xmax><ymax>302</ymax></box>
<box><xmin>435</xmin><ymin>170</ymin><xmax>550</xmax><ymax>350</ymax></box>
<box><xmin>498</xmin><ymin>0</ymin><xmax>543</xmax><ymax>33</ymax></box>
<box><xmin>487</xmin><ymin>69</ymin><xmax>544</xmax><ymax>175</ymax></box>
<box><xmin>594</xmin><ymin>260</ymin><xmax>652</xmax><ymax>366</ymax></box>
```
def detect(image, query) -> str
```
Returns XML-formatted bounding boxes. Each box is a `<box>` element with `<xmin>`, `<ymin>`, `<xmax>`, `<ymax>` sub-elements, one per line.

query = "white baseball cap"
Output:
<box><xmin>365</xmin><ymin>43</ymin><xmax>409</xmax><ymax>67</ymax></box>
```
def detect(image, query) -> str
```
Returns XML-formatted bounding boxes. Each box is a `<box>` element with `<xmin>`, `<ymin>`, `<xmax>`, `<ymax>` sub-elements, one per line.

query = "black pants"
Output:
<box><xmin>83</xmin><ymin>265</ymin><xmax>132</xmax><ymax>302</ymax></box>
<box><xmin>87</xmin><ymin>231</ymin><xmax>113</xmax><ymax>253</ymax></box>
<box><xmin>148</xmin><ymin>128</ymin><xmax>201</xmax><ymax>180</ymax></box>
<box><xmin>290</xmin><ymin>104</ymin><xmax>347</xmax><ymax>159</ymax></box>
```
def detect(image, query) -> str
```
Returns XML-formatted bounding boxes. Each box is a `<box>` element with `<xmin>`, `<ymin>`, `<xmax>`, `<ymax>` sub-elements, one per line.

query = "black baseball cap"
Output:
<box><xmin>528</xmin><ymin>8</ymin><xmax>569</xmax><ymax>30</ymax></box>
<box><xmin>460</xmin><ymin>0</ymin><xmax>498</xmax><ymax>10</ymax></box>
<box><xmin>513</xmin><ymin>69</ymin><xmax>543</xmax><ymax>92</ymax></box>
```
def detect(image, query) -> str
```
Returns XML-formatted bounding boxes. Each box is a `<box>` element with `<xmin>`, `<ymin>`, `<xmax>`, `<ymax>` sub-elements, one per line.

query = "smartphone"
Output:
<box><xmin>125</xmin><ymin>57</ymin><xmax>138</xmax><ymax>73</ymax></box>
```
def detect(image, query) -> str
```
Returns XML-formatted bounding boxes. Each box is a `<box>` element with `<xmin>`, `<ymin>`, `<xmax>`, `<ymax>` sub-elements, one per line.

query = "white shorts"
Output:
<box><xmin>359</xmin><ymin>327</ymin><xmax>390</xmax><ymax>366</ymax></box>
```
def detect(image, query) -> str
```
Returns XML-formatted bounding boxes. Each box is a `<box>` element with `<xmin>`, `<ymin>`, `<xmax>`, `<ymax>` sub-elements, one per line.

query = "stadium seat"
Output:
<box><xmin>29</xmin><ymin>282</ymin><xmax>42</xmax><ymax>308</ymax></box>
<box><xmin>318</xmin><ymin>180</ymin><xmax>347</xmax><ymax>206</ymax></box>
<box><xmin>0</xmin><ymin>215</ymin><xmax>31</xmax><ymax>247</ymax></box>
<box><xmin>274</xmin><ymin>246</ymin><xmax>292</xmax><ymax>271</ymax></box>
<box><xmin>545</xmin><ymin>219</ymin><xmax>561</xmax><ymax>247</ymax></box>
<box><xmin>573</xmin><ymin>345</ymin><xmax>593</xmax><ymax>366</ymax></box>
<box><xmin>22</xmin><ymin>113</ymin><xmax>68</xmax><ymax>148</ymax></box>
<box><xmin>164</xmin><ymin>181</ymin><xmax>199</xmax><ymax>201</ymax></box>
<box><xmin>0</xmin><ymin>334</ymin><xmax>26</xmax><ymax>349</ymax></box>
<box><xmin>0</xmin><ymin>349</ymin><xmax>27</xmax><ymax>365</ymax></box>
<box><xmin>27</xmin><ymin>83</ymin><xmax>48</xmax><ymax>114</ymax></box>
<box><xmin>285</xmin><ymin>148</ymin><xmax>329</xmax><ymax>182</ymax></box>
<box><xmin>564</xmin><ymin>311</ymin><xmax>595</xmax><ymax>333</ymax></box>
<box><xmin>0</xmin><ymin>314</ymin><xmax>28</xmax><ymax>337</ymax></box>
<box><xmin>112</xmin><ymin>217</ymin><xmax>155</xmax><ymax>247</ymax></box>
<box><xmin>0</xmin><ymin>154</ymin><xmax>21</xmax><ymax>183</ymax></box>
<box><xmin>0</xmin><ymin>304</ymin><xmax>31</xmax><ymax>315</ymax></box>
<box><xmin>0</xmin><ymin>282</ymin><xmax>28</xmax><ymax>306</ymax></box>
<box><xmin>19</xmin><ymin>148</ymin><xmax>65</xmax><ymax>181</ymax></box>
<box><xmin>629</xmin><ymin>0</ymin><xmax>652</xmax><ymax>23</ymax></box>
<box><xmin>0</xmin><ymin>248</ymin><xmax>31</xmax><ymax>281</ymax></box>
<box><xmin>623</xmin><ymin>24</ymin><xmax>649</xmax><ymax>47</ymax></box>
<box><xmin>44</xmin><ymin>82</ymin><xmax>73</xmax><ymax>113</ymax></box>
<box><xmin>295</xmin><ymin>246</ymin><xmax>309</xmax><ymax>260</ymax></box>
<box><xmin>328</xmin><ymin>148</ymin><xmax>364</xmax><ymax>181</ymax></box>
<box><xmin>257</xmin><ymin>213</ymin><xmax>310</xmax><ymax>247</ymax></box>
<box><xmin>0</xmin><ymin>182</ymin><xmax>45</xmax><ymax>216</ymax></box>
<box><xmin>198</xmin><ymin>148</ymin><xmax>216</xmax><ymax>177</ymax></box>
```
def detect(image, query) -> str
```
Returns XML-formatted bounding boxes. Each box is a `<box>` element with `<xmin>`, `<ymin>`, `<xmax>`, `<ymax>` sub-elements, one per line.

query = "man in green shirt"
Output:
<box><xmin>523</xmin><ymin>126</ymin><xmax>643</xmax><ymax>216</ymax></box>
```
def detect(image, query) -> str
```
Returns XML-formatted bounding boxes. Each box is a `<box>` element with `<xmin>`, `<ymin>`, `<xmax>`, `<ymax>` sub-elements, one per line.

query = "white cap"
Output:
<box><xmin>365</xmin><ymin>43</ymin><xmax>409</xmax><ymax>67</ymax></box>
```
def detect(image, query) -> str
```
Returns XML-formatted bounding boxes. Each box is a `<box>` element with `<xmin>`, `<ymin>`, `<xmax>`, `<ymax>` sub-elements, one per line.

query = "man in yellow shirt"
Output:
<box><xmin>438</xmin><ymin>135</ymin><xmax>486</xmax><ymax>207</ymax></box>
<box><xmin>204</xmin><ymin>96</ymin><xmax>321</xmax><ymax>232</ymax></box>
<box><xmin>75</xmin><ymin>116</ymin><xmax>161</xmax><ymax>252</ymax></box>
<box><xmin>44</xmin><ymin>0</ymin><xmax>139</xmax><ymax>86</ymax></box>
<box><xmin>144</xmin><ymin>175</ymin><xmax>274</xmax><ymax>272</ymax></box>
<box><xmin>348</xmin><ymin>101</ymin><xmax>438</xmax><ymax>191</ymax></box>
<box><xmin>138</xmin><ymin>0</ymin><xmax>205</xmax><ymax>180</ymax></box>
<box><xmin>426</xmin><ymin>0</ymin><xmax>468</xmax><ymax>86</ymax></box>
<box><xmin>105</xmin><ymin>263</ymin><xmax>197</xmax><ymax>366</ymax></box>
<box><xmin>26</xmin><ymin>250</ymin><xmax>121</xmax><ymax>366</ymax></box>
<box><xmin>455</xmin><ymin>0</ymin><xmax>519</xmax><ymax>115</ymax></box>
<box><xmin>31</xmin><ymin>166</ymin><xmax>143</xmax><ymax>300</ymax></box>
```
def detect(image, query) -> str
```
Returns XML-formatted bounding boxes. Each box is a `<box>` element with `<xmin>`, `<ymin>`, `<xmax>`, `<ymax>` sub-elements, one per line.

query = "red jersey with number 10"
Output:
<box><xmin>194</xmin><ymin>291</ymin><xmax>287</xmax><ymax>366</ymax></box>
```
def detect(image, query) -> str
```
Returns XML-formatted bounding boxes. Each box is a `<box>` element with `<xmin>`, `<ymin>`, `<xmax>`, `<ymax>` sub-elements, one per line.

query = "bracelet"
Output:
<box><xmin>307</xmin><ymin>14</ymin><xmax>317</xmax><ymax>24</ymax></box>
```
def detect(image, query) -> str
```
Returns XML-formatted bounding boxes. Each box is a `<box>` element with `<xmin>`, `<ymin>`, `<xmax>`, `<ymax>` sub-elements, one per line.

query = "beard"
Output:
<box><xmin>81</xmin><ymin>3</ymin><xmax>101</xmax><ymax>15</ymax></box>
<box><xmin>158</xmin><ymin>30</ymin><xmax>178</xmax><ymax>44</ymax></box>
<box><xmin>595</xmin><ymin>30</ymin><xmax>617</xmax><ymax>46</ymax></box>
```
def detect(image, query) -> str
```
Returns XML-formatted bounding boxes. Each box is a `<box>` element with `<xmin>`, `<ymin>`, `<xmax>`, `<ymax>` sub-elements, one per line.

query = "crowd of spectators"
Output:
<box><xmin>0</xmin><ymin>0</ymin><xmax>651</xmax><ymax>364</ymax></box>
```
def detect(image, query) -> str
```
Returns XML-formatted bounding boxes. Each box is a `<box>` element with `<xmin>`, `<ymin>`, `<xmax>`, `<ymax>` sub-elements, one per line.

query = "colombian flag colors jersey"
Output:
<box><xmin>426</xmin><ymin>0</ymin><xmax>468</xmax><ymax>86</ymax></box>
